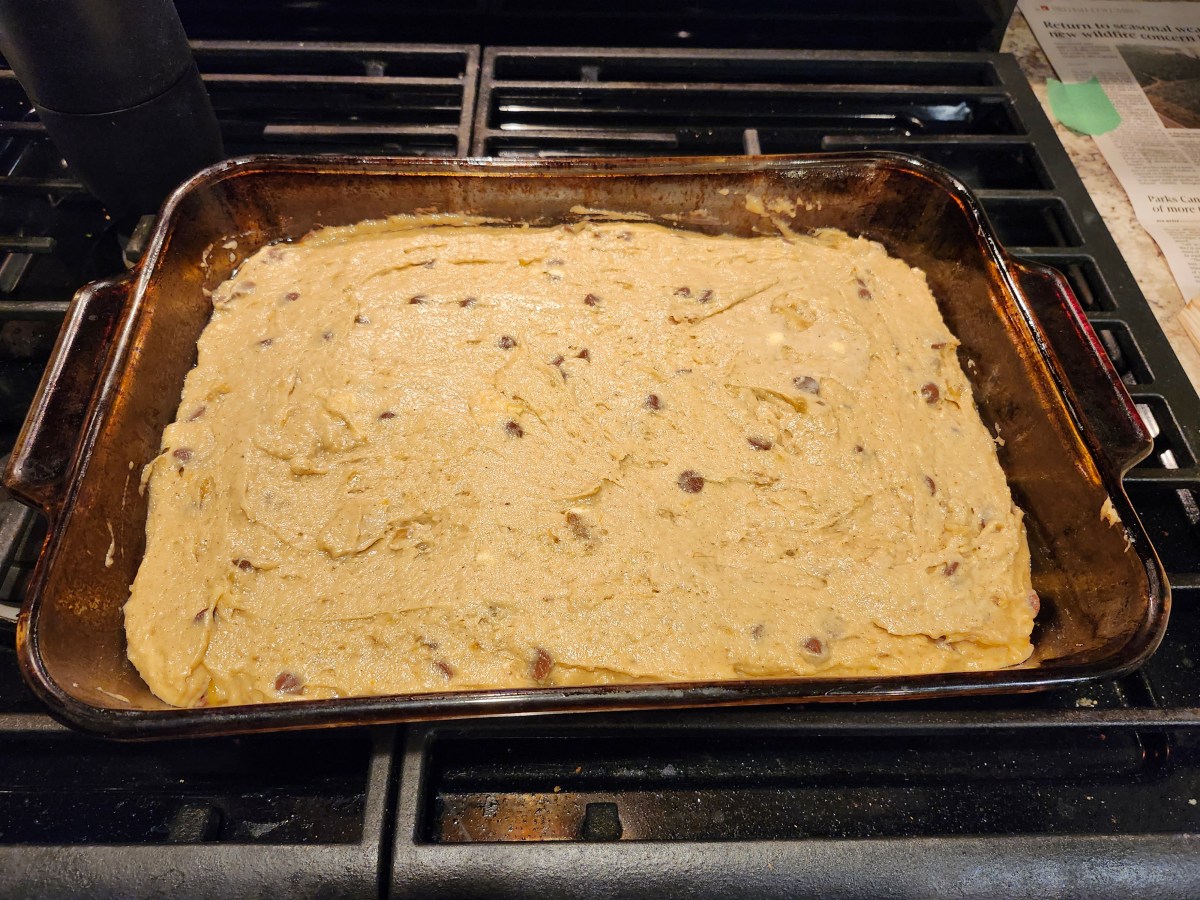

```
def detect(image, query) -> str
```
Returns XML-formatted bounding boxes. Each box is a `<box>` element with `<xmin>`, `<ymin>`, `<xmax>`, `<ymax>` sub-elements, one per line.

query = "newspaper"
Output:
<box><xmin>1021</xmin><ymin>0</ymin><xmax>1200</xmax><ymax>328</ymax></box>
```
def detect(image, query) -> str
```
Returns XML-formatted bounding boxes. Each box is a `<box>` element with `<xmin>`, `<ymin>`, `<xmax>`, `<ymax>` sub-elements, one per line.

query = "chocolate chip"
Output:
<box><xmin>379</xmin><ymin>411</ymin><xmax>396</xmax><ymax>420</ymax></box>
<box><xmin>232</xmin><ymin>558</ymin><xmax>255</xmax><ymax>571</ymax></box>
<box><xmin>565</xmin><ymin>512</ymin><xmax>590</xmax><ymax>540</ymax></box>
<box><xmin>921</xmin><ymin>382</ymin><xmax>940</xmax><ymax>404</ymax></box>
<box><xmin>751</xmin><ymin>624</ymin><xmax>765</xmax><ymax>641</ymax></box>
<box><xmin>497</xmin><ymin>334</ymin><xmax>517</xmax><ymax>350</ymax></box>
<box><xmin>274</xmin><ymin>672</ymin><xmax>303</xmax><ymax>694</ymax></box>
<box><xmin>943</xmin><ymin>561</ymin><xmax>960</xmax><ymax>577</ymax></box>
<box><xmin>409</xmin><ymin>295</ymin><xmax>425</xmax><ymax>305</ymax></box>
<box><xmin>504</xmin><ymin>420</ymin><xmax>524</xmax><ymax>438</ymax></box>
<box><xmin>188</xmin><ymin>406</ymin><xmax>207</xmax><ymax>421</ymax></box>
<box><xmin>748</xmin><ymin>436</ymin><xmax>773</xmax><ymax>451</ymax></box>
<box><xmin>698</xmin><ymin>289</ymin><xmax>714</xmax><ymax>303</ymax></box>
<box><xmin>576</xmin><ymin>348</ymin><xmax>590</xmax><ymax>361</ymax></box>
<box><xmin>531</xmin><ymin>648</ymin><xmax>553</xmax><ymax>681</ymax></box>
<box><xmin>931</xmin><ymin>342</ymin><xmax>947</xmax><ymax>350</ymax></box>
<box><xmin>584</xmin><ymin>293</ymin><xmax>600</xmax><ymax>307</ymax></box>
<box><xmin>677</xmin><ymin>470</ymin><xmax>704</xmax><ymax>493</ymax></box>
<box><xmin>258</xmin><ymin>338</ymin><xmax>273</xmax><ymax>347</ymax></box>
<box><xmin>854</xmin><ymin>444</ymin><xmax>864</xmax><ymax>453</ymax></box>
<box><xmin>674</xmin><ymin>287</ymin><xmax>692</xmax><ymax>297</ymax></box>
<box><xmin>793</xmin><ymin>375</ymin><xmax>820</xmax><ymax>394</ymax></box>
<box><xmin>435</xmin><ymin>660</ymin><xmax>454</xmax><ymax>679</ymax></box>
<box><xmin>284</xmin><ymin>291</ymin><xmax>300</xmax><ymax>302</ymax></box>
<box><xmin>460</xmin><ymin>296</ymin><xmax>476</xmax><ymax>308</ymax></box>
<box><xmin>172</xmin><ymin>448</ymin><xmax>192</xmax><ymax>463</ymax></box>
<box><xmin>924</xmin><ymin>475</ymin><xmax>936</xmax><ymax>495</ymax></box>
<box><xmin>355</xmin><ymin>314</ymin><xmax>369</xmax><ymax>325</ymax></box>
<box><xmin>803</xmin><ymin>637</ymin><xmax>824</xmax><ymax>655</ymax></box>
<box><xmin>193</xmin><ymin>609</ymin><xmax>208</xmax><ymax>623</ymax></box>
<box><xmin>1029</xmin><ymin>590</ymin><xmax>1041</xmax><ymax>615</ymax></box>
<box><xmin>547</xmin><ymin>356</ymin><xmax>566</xmax><ymax>379</ymax></box>
<box><xmin>855</xmin><ymin>277</ymin><xmax>872</xmax><ymax>300</ymax></box>
<box><xmin>645</xmin><ymin>393</ymin><xmax>662</xmax><ymax>411</ymax></box>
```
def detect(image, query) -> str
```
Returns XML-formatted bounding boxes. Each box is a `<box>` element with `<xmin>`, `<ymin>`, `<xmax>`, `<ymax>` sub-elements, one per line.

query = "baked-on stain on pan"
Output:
<box><xmin>3</xmin><ymin>154</ymin><xmax>1168</xmax><ymax>738</ymax></box>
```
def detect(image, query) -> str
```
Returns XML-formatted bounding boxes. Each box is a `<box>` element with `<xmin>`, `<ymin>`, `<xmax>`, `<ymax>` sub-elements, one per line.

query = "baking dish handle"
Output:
<box><xmin>1008</xmin><ymin>257</ymin><xmax>1152</xmax><ymax>473</ymax></box>
<box><xmin>4</xmin><ymin>275</ymin><xmax>132</xmax><ymax>516</ymax></box>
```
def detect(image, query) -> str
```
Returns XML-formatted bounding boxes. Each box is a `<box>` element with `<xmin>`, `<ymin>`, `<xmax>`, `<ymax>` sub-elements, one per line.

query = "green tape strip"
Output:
<box><xmin>1046</xmin><ymin>76</ymin><xmax>1122</xmax><ymax>136</ymax></box>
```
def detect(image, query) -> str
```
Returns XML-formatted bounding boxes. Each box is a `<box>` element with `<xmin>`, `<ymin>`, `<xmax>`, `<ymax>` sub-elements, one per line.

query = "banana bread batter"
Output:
<box><xmin>124</xmin><ymin>216</ymin><xmax>1035</xmax><ymax>707</ymax></box>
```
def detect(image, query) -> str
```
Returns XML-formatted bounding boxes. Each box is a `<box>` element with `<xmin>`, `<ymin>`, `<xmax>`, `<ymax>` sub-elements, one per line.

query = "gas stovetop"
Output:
<box><xmin>2</xmin><ymin>34</ymin><xmax>1200</xmax><ymax>900</ymax></box>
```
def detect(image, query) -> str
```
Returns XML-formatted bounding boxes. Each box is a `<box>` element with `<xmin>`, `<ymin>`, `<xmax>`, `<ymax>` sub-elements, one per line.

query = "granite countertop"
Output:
<box><xmin>1003</xmin><ymin>10</ymin><xmax>1200</xmax><ymax>389</ymax></box>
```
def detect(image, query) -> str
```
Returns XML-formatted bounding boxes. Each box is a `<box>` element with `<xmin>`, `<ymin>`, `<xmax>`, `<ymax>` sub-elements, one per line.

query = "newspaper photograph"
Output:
<box><xmin>1020</xmin><ymin>1</ymin><xmax>1200</xmax><ymax>322</ymax></box>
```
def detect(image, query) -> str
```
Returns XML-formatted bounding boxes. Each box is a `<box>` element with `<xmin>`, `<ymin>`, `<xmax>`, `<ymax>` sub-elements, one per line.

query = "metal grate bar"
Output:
<box><xmin>204</xmin><ymin>73</ymin><xmax>468</xmax><ymax>88</ymax></box>
<box><xmin>0</xmin><ymin>178</ymin><xmax>87</xmax><ymax>197</ymax></box>
<box><xmin>0</xmin><ymin>236</ymin><xmax>54</xmax><ymax>254</ymax></box>
<box><xmin>487</xmin><ymin>80</ymin><xmax>1010</xmax><ymax>95</ymax></box>
<box><xmin>0</xmin><ymin>300</ymin><xmax>70</xmax><ymax>319</ymax></box>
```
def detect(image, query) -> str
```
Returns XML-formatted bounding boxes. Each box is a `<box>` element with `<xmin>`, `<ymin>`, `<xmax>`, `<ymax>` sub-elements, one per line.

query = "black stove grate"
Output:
<box><xmin>194</xmin><ymin>42</ymin><xmax>478</xmax><ymax>158</ymax></box>
<box><xmin>0</xmin><ymin>722</ymin><xmax>396</xmax><ymax>897</ymax></box>
<box><xmin>3</xmin><ymin>41</ymin><xmax>1200</xmax><ymax>899</ymax></box>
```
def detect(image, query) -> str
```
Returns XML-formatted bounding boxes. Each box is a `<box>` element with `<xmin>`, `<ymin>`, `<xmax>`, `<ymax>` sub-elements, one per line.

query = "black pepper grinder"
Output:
<box><xmin>0</xmin><ymin>0</ymin><xmax>225</xmax><ymax>220</ymax></box>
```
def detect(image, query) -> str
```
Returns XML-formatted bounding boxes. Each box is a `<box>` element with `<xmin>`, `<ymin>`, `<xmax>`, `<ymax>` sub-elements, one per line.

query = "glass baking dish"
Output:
<box><xmin>3</xmin><ymin>154</ymin><xmax>1168</xmax><ymax>738</ymax></box>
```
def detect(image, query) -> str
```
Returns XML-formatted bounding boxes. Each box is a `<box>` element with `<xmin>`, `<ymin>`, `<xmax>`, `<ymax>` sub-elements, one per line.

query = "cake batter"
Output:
<box><xmin>124</xmin><ymin>216</ymin><xmax>1036</xmax><ymax>707</ymax></box>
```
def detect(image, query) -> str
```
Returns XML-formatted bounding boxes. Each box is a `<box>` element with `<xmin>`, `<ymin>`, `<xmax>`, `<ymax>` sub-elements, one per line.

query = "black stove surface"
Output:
<box><xmin>2</xmin><ymin>34</ymin><xmax>1200</xmax><ymax>900</ymax></box>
